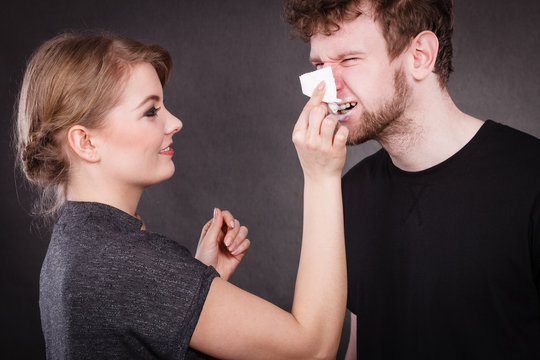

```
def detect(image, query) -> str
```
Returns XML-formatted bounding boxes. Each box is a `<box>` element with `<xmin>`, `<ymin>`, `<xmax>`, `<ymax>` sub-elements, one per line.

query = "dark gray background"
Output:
<box><xmin>2</xmin><ymin>1</ymin><xmax>539</xmax><ymax>359</ymax></box>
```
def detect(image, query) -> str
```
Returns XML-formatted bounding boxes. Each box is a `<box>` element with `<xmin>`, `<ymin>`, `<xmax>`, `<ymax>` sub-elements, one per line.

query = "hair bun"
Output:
<box><xmin>21</xmin><ymin>130</ymin><xmax>66</xmax><ymax>188</ymax></box>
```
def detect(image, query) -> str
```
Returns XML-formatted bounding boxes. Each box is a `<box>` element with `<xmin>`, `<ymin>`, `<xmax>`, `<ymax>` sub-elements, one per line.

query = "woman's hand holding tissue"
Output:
<box><xmin>292</xmin><ymin>81</ymin><xmax>348</xmax><ymax>182</ymax></box>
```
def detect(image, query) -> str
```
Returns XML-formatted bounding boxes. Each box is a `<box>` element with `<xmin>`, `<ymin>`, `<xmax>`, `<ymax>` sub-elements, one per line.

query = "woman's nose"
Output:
<box><xmin>165</xmin><ymin>109</ymin><xmax>183</xmax><ymax>134</ymax></box>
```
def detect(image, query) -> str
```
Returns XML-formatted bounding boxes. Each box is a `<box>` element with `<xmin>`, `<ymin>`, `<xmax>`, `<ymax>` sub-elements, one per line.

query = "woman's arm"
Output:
<box><xmin>190</xmin><ymin>81</ymin><xmax>348</xmax><ymax>359</ymax></box>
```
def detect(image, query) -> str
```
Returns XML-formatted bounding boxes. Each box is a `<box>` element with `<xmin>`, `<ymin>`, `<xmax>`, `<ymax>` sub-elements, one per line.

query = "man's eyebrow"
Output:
<box><xmin>310</xmin><ymin>50</ymin><xmax>366</xmax><ymax>63</ymax></box>
<box><xmin>136</xmin><ymin>95</ymin><xmax>161</xmax><ymax>109</ymax></box>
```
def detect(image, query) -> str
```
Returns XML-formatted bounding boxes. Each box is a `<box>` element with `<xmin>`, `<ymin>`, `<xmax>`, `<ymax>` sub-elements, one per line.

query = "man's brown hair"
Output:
<box><xmin>284</xmin><ymin>0</ymin><xmax>454</xmax><ymax>87</ymax></box>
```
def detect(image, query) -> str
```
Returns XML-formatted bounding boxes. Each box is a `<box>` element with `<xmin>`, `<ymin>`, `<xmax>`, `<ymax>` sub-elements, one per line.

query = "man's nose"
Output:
<box><xmin>323</xmin><ymin>63</ymin><xmax>343</xmax><ymax>91</ymax></box>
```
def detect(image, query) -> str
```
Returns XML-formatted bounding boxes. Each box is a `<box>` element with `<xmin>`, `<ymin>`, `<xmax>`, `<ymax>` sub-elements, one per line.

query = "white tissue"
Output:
<box><xmin>299</xmin><ymin>67</ymin><xmax>341</xmax><ymax>113</ymax></box>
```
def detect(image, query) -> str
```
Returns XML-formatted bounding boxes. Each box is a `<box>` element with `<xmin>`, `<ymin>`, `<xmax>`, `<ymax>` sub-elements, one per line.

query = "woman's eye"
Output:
<box><xmin>144</xmin><ymin>106</ymin><xmax>161</xmax><ymax>117</ymax></box>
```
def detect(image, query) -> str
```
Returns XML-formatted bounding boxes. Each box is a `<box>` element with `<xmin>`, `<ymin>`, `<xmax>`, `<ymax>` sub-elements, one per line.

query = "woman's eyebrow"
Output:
<box><xmin>136</xmin><ymin>95</ymin><xmax>161</xmax><ymax>109</ymax></box>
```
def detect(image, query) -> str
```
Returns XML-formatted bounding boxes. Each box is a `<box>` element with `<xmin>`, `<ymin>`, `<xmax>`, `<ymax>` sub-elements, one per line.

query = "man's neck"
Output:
<box><xmin>378</xmin><ymin>90</ymin><xmax>484</xmax><ymax>172</ymax></box>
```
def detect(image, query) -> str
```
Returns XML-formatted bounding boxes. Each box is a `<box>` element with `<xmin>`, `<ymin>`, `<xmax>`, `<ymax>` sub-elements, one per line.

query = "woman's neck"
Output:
<box><xmin>66</xmin><ymin>169</ymin><xmax>142</xmax><ymax>216</ymax></box>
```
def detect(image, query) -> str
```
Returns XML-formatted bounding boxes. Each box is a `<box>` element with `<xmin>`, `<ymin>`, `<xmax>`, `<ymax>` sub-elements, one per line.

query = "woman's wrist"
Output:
<box><xmin>303</xmin><ymin>174</ymin><xmax>342</xmax><ymax>188</ymax></box>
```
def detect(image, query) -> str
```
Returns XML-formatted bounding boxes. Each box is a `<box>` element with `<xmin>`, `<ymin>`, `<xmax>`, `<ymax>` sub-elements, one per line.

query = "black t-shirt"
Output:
<box><xmin>343</xmin><ymin>120</ymin><xmax>540</xmax><ymax>359</ymax></box>
<box><xmin>40</xmin><ymin>201</ymin><xmax>218</xmax><ymax>359</ymax></box>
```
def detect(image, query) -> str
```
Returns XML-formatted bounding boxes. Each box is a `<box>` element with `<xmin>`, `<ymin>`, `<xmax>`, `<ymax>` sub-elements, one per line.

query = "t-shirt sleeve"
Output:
<box><xmin>113</xmin><ymin>232</ymin><xmax>219</xmax><ymax>359</ymax></box>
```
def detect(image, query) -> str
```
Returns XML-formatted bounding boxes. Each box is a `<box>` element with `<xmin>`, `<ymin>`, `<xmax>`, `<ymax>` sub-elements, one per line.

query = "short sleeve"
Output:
<box><xmin>110</xmin><ymin>232</ymin><xmax>219</xmax><ymax>359</ymax></box>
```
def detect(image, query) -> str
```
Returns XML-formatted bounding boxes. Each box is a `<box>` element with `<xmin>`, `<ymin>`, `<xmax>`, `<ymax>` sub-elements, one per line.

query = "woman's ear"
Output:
<box><xmin>66</xmin><ymin>125</ymin><xmax>100</xmax><ymax>163</ymax></box>
<box><xmin>409</xmin><ymin>30</ymin><xmax>439</xmax><ymax>81</ymax></box>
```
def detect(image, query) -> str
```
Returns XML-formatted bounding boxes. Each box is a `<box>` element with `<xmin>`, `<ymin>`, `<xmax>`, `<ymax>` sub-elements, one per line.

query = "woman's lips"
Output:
<box><xmin>159</xmin><ymin>145</ymin><xmax>174</xmax><ymax>156</ymax></box>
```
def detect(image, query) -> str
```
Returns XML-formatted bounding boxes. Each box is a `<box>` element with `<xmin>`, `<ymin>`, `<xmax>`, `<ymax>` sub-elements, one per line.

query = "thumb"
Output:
<box><xmin>204</xmin><ymin>208</ymin><xmax>224</xmax><ymax>242</ymax></box>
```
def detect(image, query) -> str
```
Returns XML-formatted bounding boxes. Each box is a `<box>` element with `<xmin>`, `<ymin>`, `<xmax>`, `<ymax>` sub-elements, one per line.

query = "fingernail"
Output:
<box><xmin>225</xmin><ymin>237</ymin><xmax>231</xmax><ymax>246</ymax></box>
<box><xmin>213</xmin><ymin>208</ymin><xmax>218</xmax><ymax>219</ymax></box>
<box><xmin>229</xmin><ymin>221</ymin><xmax>235</xmax><ymax>228</ymax></box>
<box><xmin>317</xmin><ymin>81</ymin><xmax>325</xmax><ymax>91</ymax></box>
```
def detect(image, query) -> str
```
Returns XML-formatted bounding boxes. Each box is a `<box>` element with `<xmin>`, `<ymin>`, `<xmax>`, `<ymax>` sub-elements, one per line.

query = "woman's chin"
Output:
<box><xmin>162</xmin><ymin>165</ymin><xmax>176</xmax><ymax>181</ymax></box>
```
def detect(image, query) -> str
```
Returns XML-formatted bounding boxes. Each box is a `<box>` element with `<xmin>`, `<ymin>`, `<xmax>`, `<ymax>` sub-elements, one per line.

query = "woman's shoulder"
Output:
<box><xmin>51</xmin><ymin>201</ymin><xmax>216</xmax><ymax>280</ymax></box>
<box><xmin>132</xmin><ymin>229</ymin><xmax>198</xmax><ymax>266</ymax></box>
<box><xmin>116</xmin><ymin>230</ymin><xmax>218</xmax><ymax>289</ymax></box>
<box><xmin>46</xmin><ymin>210</ymin><xmax>218</xmax><ymax>306</ymax></box>
<box><xmin>42</xmin><ymin>219</ymin><xmax>218</xmax><ymax>360</ymax></box>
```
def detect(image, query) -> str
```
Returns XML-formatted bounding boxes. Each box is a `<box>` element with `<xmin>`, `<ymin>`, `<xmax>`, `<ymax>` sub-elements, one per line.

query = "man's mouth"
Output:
<box><xmin>159</xmin><ymin>146</ymin><xmax>171</xmax><ymax>153</ymax></box>
<box><xmin>336</xmin><ymin>102</ymin><xmax>357</xmax><ymax>115</ymax></box>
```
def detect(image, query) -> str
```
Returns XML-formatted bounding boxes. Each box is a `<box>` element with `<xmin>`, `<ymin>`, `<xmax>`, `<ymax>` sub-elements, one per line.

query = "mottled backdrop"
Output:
<box><xmin>2</xmin><ymin>1</ymin><xmax>539</xmax><ymax>358</ymax></box>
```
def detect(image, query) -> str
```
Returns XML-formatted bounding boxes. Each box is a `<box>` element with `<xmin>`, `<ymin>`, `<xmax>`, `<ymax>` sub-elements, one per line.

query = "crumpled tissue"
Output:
<box><xmin>299</xmin><ymin>67</ymin><xmax>341</xmax><ymax>114</ymax></box>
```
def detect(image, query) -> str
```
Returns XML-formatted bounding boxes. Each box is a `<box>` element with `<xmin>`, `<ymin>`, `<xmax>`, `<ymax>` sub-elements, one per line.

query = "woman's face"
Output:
<box><xmin>94</xmin><ymin>62</ymin><xmax>182</xmax><ymax>191</ymax></box>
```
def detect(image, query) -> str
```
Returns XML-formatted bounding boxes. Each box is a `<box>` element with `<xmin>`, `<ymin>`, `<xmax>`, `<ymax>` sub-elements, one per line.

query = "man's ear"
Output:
<box><xmin>409</xmin><ymin>30</ymin><xmax>439</xmax><ymax>81</ymax></box>
<box><xmin>66</xmin><ymin>125</ymin><xmax>100</xmax><ymax>163</ymax></box>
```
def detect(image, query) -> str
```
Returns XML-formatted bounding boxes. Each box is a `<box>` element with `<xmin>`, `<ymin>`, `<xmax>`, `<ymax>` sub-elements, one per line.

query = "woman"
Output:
<box><xmin>16</xmin><ymin>32</ymin><xmax>349</xmax><ymax>359</ymax></box>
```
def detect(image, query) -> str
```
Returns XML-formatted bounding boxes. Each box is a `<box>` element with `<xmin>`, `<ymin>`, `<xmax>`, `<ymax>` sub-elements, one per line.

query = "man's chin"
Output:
<box><xmin>345</xmin><ymin>126</ymin><xmax>372</xmax><ymax>146</ymax></box>
<box><xmin>338</xmin><ymin>115</ymin><xmax>371</xmax><ymax>146</ymax></box>
<box><xmin>346</xmin><ymin>136</ymin><xmax>371</xmax><ymax>146</ymax></box>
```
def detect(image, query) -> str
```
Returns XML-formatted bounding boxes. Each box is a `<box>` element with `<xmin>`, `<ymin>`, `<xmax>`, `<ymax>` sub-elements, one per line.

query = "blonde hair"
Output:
<box><xmin>15</xmin><ymin>31</ymin><xmax>173</xmax><ymax>218</ymax></box>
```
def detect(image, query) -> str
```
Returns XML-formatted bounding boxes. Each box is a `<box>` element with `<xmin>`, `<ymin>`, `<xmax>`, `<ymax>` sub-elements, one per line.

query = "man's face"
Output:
<box><xmin>309</xmin><ymin>10</ymin><xmax>411</xmax><ymax>145</ymax></box>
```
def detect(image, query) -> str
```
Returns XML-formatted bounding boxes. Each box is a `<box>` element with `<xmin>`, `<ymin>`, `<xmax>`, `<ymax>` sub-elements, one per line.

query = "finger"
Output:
<box><xmin>333</xmin><ymin>124</ymin><xmax>349</xmax><ymax>148</ymax></box>
<box><xmin>231</xmin><ymin>238</ymin><xmax>251</xmax><ymax>257</ymax></box>
<box><xmin>204</xmin><ymin>208</ymin><xmax>224</xmax><ymax>243</ymax></box>
<box><xmin>296</xmin><ymin>81</ymin><xmax>327</xmax><ymax>131</ymax></box>
<box><xmin>227</xmin><ymin>225</ymin><xmax>248</xmax><ymax>254</ymax></box>
<box><xmin>307</xmin><ymin>81</ymin><xmax>327</xmax><ymax>109</ymax></box>
<box><xmin>320</xmin><ymin>115</ymin><xmax>339</xmax><ymax>148</ymax></box>
<box><xmin>199</xmin><ymin>219</ymin><xmax>213</xmax><ymax>242</ymax></box>
<box><xmin>221</xmin><ymin>210</ymin><xmax>236</xmax><ymax>230</ymax></box>
<box><xmin>223</xmin><ymin>219</ymin><xmax>241</xmax><ymax>247</ymax></box>
<box><xmin>307</xmin><ymin>104</ymin><xmax>330</xmax><ymax>144</ymax></box>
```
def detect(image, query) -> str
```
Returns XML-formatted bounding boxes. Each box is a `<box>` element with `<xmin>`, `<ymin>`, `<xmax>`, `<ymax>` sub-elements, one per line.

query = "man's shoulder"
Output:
<box><xmin>343</xmin><ymin>148</ymin><xmax>387</xmax><ymax>182</ymax></box>
<box><xmin>482</xmin><ymin>120</ymin><xmax>540</xmax><ymax>172</ymax></box>
<box><xmin>485</xmin><ymin>120</ymin><xmax>540</xmax><ymax>151</ymax></box>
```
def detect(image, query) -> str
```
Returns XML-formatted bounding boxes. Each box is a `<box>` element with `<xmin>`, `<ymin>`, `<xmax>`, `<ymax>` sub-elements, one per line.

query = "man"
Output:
<box><xmin>285</xmin><ymin>0</ymin><xmax>540</xmax><ymax>359</ymax></box>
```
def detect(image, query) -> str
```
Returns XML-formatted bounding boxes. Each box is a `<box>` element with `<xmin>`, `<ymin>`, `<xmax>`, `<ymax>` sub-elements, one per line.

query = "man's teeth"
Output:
<box><xmin>338</xmin><ymin>102</ymin><xmax>357</xmax><ymax>111</ymax></box>
<box><xmin>160</xmin><ymin>147</ymin><xmax>170</xmax><ymax>152</ymax></box>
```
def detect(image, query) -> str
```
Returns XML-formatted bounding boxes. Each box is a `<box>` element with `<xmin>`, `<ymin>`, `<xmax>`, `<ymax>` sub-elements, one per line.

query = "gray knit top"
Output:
<box><xmin>39</xmin><ymin>201</ymin><xmax>218</xmax><ymax>359</ymax></box>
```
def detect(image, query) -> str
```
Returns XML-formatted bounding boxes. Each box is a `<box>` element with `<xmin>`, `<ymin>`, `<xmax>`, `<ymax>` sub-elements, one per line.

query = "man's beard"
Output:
<box><xmin>346</xmin><ymin>67</ymin><xmax>411</xmax><ymax>146</ymax></box>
